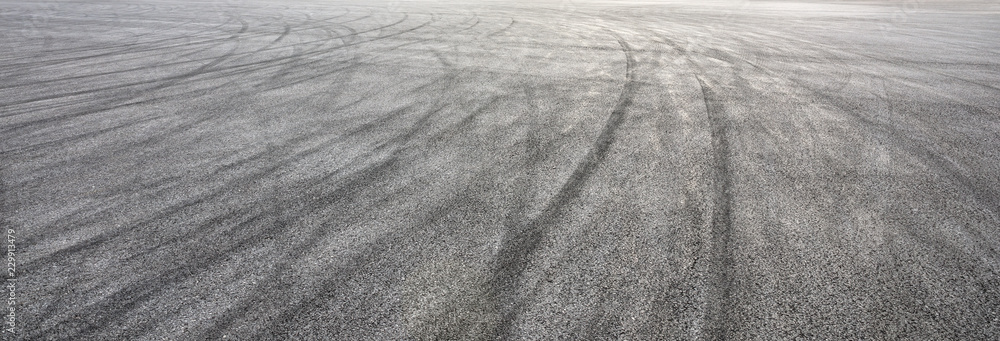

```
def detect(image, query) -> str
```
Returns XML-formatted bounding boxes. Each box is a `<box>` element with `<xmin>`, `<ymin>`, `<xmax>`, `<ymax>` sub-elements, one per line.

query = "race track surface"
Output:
<box><xmin>2</xmin><ymin>0</ymin><xmax>999</xmax><ymax>339</ymax></box>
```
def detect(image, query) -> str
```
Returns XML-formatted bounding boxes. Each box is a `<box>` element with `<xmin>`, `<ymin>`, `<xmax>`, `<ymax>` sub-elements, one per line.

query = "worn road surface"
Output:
<box><xmin>2</xmin><ymin>0</ymin><xmax>999</xmax><ymax>339</ymax></box>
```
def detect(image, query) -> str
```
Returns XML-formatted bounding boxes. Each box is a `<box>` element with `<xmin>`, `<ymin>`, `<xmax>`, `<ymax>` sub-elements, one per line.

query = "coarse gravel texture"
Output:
<box><xmin>2</xmin><ymin>0</ymin><xmax>999</xmax><ymax>339</ymax></box>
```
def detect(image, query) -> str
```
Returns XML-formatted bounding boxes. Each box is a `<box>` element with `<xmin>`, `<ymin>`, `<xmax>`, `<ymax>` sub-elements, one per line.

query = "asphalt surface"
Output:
<box><xmin>2</xmin><ymin>0</ymin><xmax>1000</xmax><ymax>339</ymax></box>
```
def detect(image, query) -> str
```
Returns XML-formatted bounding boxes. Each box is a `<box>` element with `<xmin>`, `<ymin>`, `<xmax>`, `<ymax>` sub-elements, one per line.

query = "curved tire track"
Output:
<box><xmin>492</xmin><ymin>32</ymin><xmax>637</xmax><ymax>338</ymax></box>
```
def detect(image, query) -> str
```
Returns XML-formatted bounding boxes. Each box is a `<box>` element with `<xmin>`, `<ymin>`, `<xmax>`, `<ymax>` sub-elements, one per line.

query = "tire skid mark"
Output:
<box><xmin>751</xmin><ymin>32</ymin><xmax>995</xmax><ymax>335</ymax></box>
<box><xmin>1</xmin><ymin>12</ymin><xmax>436</xmax><ymax>109</ymax></box>
<box><xmin>1</xmin><ymin>19</ymin><xmax>246</xmax><ymax>110</ymax></box>
<box><xmin>1</xmin><ymin>51</ymin><xmax>351</xmax><ymax>131</ymax></box>
<box><xmin>492</xmin><ymin>33</ymin><xmax>637</xmax><ymax>338</ymax></box>
<box><xmin>186</xmin><ymin>71</ymin><xmax>467</xmax><ymax>340</ymax></box>
<box><xmin>0</xmin><ymin>13</ymin><xmax>248</xmax><ymax>75</ymax></box>
<box><xmin>833</xmin><ymin>78</ymin><xmax>1000</xmax><ymax>226</ymax></box>
<box><xmin>33</xmin><ymin>210</ymin><xmax>271</xmax><ymax>337</ymax></box>
<box><xmin>695</xmin><ymin>76</ymin><xmax>735</xmax><ymax>341</ymax></box>
<box><xmin>4</xmin><ymin>43</ymin><xmax>318</xmax><ymax>133</ymax></box>
<box><xmin>689</xmin><ymin>28</ymin><xmax>996</xmax><ymax>337</ymax></box>
<box><xmin>19</xmin><ymin>162</ymin><xmax>275</xmax><ymax>275</ymax></box>
<box><xmin>36</xmin><ymin>156</ymin><xmax>402</xmax><ymax>339</ymax></box>
<box><xmin>7</xmin><ymin>33</ymin><xmax>234</xmax><ymax>89</ymax></box>
<box><xmin>325</xmin><ymin>12</ymin><xmax>407</xmax><ymax>46</ymax></box>
<box><xmin>662</xmin><ymin>28</ymin><xmax>740</xmax><ymax>339</ymax></box>
<box><xmin>250</xmin><ymin>57</ymin><xmax>364</xmax><ymax>93</ymax></box>
<box><xmin>5</xmin><ymin>76</ymin><xmax>241</xmax><ymax>154</ymax></box>
<box><xmin>642</xmin><ymin>31</ymin><xmax>715</xmax><ymax>282</ymax></box>
<box><xmin>273</xmin><ymin>23</ymin><xmax>291</xmax><ymax>43</ymax></box>
<box><xmin>228</xmin><ymin>94</ymin><xmax>503</xmax><ymax>338</ymax></box>
<box><xmin>2</xmin><ymin>114</ymin><xmax>165</xmax><ymax>156</ymax></box>
<box><xmin>459</xmin><ymin>13</ymin><xmax>480</xmax><ymax>32</ymax></box>
<box><xmin>720</xmin><ymin>39</ymin><xmax>999</xmax><ymax>222</ymax></box>
<box><xmin>20</xmin><ymin>81</ymin><xmax>445</xmax><ymax>270</ymax></box>
<box><xmin>193</xmin><ymin>186</ymin><xmax>400</xmax><ymax>339</ymax></box>
<box><xmin>1</xmin><ymin>98</ymin><xmax>159</xmax><ymax>143</ymax></box>
<box><xmin>19</xmin><ymin>105</ymin><xmax>328</xmax><ymax>258</ymax></box>
<box><xmin>31</xmin><ymin>10</ymin><xmax>414</xmax><ymax>89</ymax></box>
<box><xmin>341</xmin><ymin>82</ymin><xmax>459</xmax><ymax>140</ymax></box>
<box><xmin>197</xmin><ymin>110</ymin><xmax>457</xmax><ymax>339</ymax></box>
<box><xmin>487</xmin><ymin>18</ymin><xmax>515</xmax><ymax>38</ymax></box>
<box><xmin>331</xmin><ymin>22</ymin><xmax>360</xmax><ymax>46</ymax></box>
<box><xmin>0</xmin><ymin>43</ymin><xmax>239</xmax><ymax>136</ymax></box>
<box><xmin>740</xmin><ymin>25</ymin><xmax>1000</xmax><ymax>94</ymax></box>
<box><xmin>1</xmin><ymin>38</ymin><xmax>223</xmax><ymax>90</ymax></box>
<box><xmin>0</xmin><ymin>14</ymin><xmax>238</xmax><ymax>67</ymax></box>
<box><xmin>0</xmin><ymin>8</ymin><xmax>358</xmax><ymax>91</ymax></box>
<box><xmin>236</xmin><ymin>17</ymin><xmax>248</xmax><ymax>34</ymax></box>
<box><xmin>246</xmin><ymin>178</ymin><xmax>463</xmax><ymax>340</ymax></box>
<box><xmin>144</xmin><ymin>38</ymin><xmax>241</xmax><ymax>92</ymax></box>
<box><xmin>20</xmin><ymin>109</ymin><xmax>337</xmax><ymax>257</ymax></box>
<box><xmin>22</xmin><ymin>123</ymin><xmax>274</xmax><ymax>251</ymax></box>
<box><xmin>184</xmin><ymin>16</ymin><xmax>309</xmax><ymax>80</ymax></box>
<box><xmin>6</xmin><ymin>15</ymin><xmax>198</xmax><ymax>61</ymax></box>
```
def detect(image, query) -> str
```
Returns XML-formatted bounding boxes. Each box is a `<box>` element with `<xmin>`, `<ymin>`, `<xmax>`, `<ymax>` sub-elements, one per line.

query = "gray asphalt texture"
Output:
<box><xmin>2</xmin><ymin>0</ymin><xmax>1000</xmax><ymax>339</ymax></box>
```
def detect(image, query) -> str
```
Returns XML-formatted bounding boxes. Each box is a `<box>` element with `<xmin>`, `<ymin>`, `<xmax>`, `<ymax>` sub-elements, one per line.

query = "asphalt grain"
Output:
<box><xmin>2</xmin><ymin>0</ymin><xmax>999</xmax><ymax>339</ymax></box>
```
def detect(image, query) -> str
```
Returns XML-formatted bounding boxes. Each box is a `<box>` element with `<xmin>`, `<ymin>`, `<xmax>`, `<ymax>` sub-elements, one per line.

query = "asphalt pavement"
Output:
<box><xmin>2</xmin><ymin>0</ymin><xmax>999</xmax><ymax>339</ymax></box>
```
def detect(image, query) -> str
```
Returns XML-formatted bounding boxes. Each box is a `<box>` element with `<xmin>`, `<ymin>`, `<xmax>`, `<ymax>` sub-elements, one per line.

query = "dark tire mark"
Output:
<box><xmin>487</xmin><ymin>18</ymin><xmax>515</xmax><ymax>38</ymax></box>
<box><xmin>0</xmin><ymin>14</ymin><xmax>244</xmax><ymax>74</ymax></box>
<box><xmin>459</xmin><ymin>14</ymin><xmax>480</xmax><ymax>32</ymax></box>
<box><xmin>492</xmin><ymin>33</ymin><xmax>637</xmax><ymax>339</ymax></box>
<box><xmin>273</xmin><ymin>23</ymin><xmax>291</xmax><ymax>43</ymax></box>
<box><xmin>695</xmin><ymin>76</ymin><xmax>735</xmax><ymax>341</ymax></box>
<box><xmin>722</xmin><ymin>41</ymin><xmax>999</xmax><ymax>222</ymax></box>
